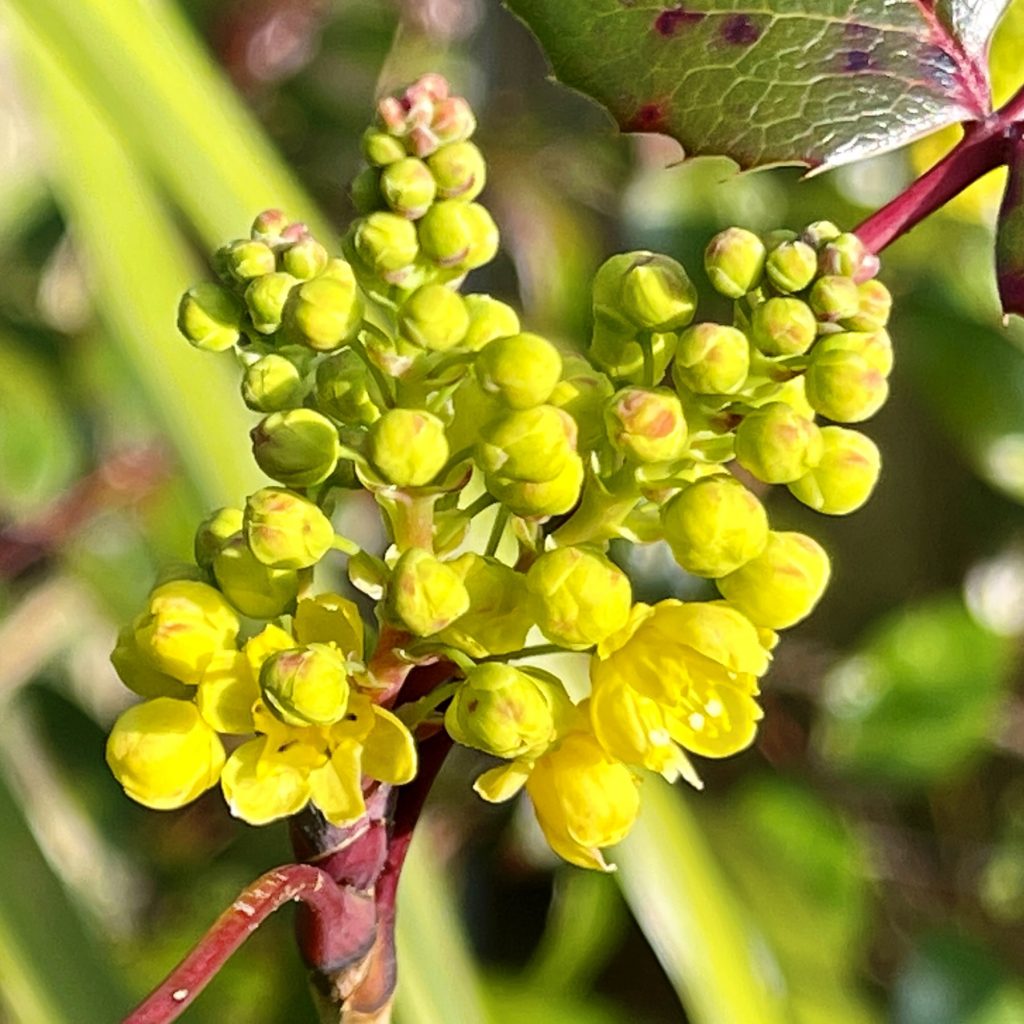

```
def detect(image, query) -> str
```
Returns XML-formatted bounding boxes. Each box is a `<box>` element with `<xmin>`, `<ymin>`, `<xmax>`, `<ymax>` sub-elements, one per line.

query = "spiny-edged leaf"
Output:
<box><xmin>996</xmin><ymin>134</ymin><xmax>1024</xmax><ymax>317</ymax></box>
<box><xmin>505</xmin><ymin>0</ymin><xmax>1006</xmax><ymax>171</ymax></box>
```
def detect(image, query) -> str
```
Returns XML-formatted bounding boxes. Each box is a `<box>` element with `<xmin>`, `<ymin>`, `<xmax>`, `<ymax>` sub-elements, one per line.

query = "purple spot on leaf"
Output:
<box><xmin>844</xmin><ymin>50</ymin><xmax>874</xmax><ymax>72</ymax></box>
<box><xmin>654</xmin><ymin>6</ymin><xmax>704</xmax><ymax>36</ymax></box>
<box><xmin>721</xmin><ymin>14</ymin><xmax>760</xmax><ymax>45</ymax></box>
<box><xmin>919</xmin><ymin>43</ymin><xmax>958</xmax><ymax>91</ymax></box>
<box><xmin>626</xmin><ymin>102</ymin><xmax>670</xmax><ymax>134</ymax></box>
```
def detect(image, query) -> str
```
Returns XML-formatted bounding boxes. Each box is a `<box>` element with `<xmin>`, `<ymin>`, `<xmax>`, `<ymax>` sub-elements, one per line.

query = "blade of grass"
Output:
<box><xmin>614</xmin><ymin>777</ymin><xmax>791</xmax><ymax>1024</ymax></box>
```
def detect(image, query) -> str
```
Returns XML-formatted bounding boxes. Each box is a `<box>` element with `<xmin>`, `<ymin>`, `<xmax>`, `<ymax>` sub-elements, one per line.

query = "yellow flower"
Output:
<box><xmin>293</xmin><ymin>592</ymin><xmax>365</xmax><ymax>659</ymax></box>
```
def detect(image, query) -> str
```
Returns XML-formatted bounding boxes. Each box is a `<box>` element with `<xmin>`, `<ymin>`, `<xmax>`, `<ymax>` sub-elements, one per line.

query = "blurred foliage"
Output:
<box><xmin>0</xmin><ymin>1</ymin><xmax>1022</xmax><ymax>1022</ymax></box>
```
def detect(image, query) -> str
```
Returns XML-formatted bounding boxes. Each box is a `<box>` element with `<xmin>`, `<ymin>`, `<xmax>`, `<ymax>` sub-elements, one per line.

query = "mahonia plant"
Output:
<box><xmin>113</xmin><ymin>75</ymin><xmax>894</xmax><ymax>1023</ymax></box>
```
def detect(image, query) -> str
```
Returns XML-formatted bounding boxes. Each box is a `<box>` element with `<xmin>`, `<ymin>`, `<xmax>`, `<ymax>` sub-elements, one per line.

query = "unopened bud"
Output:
<box><xmin>251</xmin><ymin>209</ymin><xmax>291</xmax><ymax>247</ymax></box>
<box><xmin>244</xmin><ymin>487</ymin><xmax>334</xmax><ymax>569</ymax></box>
<box><xmin>819</xmin><ymin>232</ymin><xmax>868</xmax><ymax>278</ymax></box>
<box><xmin>284</xmin><ymin>270</ymin><xmax>362</xmax><ymax>352</ymax></box>
<box><xmin>369</xmin><ymin>408</ymin><xmax>449</xmax><ymax>487</ymax></box>
<box><xmin>844</xmin><ymin>279</ymin><xmax>892</xmax><ymax>331</ymax></box>
<box><xmin>801</xmin><ymin>220</ymin><xmax>841</xmax><ymax>249</ymax></box>
<box><xmin>734</xmin><ymin>402</ymin><xmax>823</xmax><ymax>483</ymax></box>
<box><xmin>251</xmin><ymin>408</ymin><xmax>340</xmax><ymax>488</ymax></box>
<box><xmin>766</xmin><ymin>239</ymin><xmax>818</xmax><ymax>293</ymax></box>
<box><xmin>809</xmin><ymin>275</ymin><xmax>860</xmax><ymax>322</ymax></box>
<box><xmin>241</xmin><ymin>354</ymin><xmax>305</xmax><ymax>412</ymax></box>
<box><xmin>221</xmin><ymin>239</ymin><xmax>276</xmax><ymax>283</ymax></box>
<box><xmin>260</xmin><ymin>644</ymin><xmax>349</xmax><ymax>726</ymax></box>
<box><xmin>178</xmin><ymin>283</ymin><xmax>243</xmax><ymax>351</ymax></box>
<box><xmin>428</xmin><ymin>141</ymin><xmax>486</xmax><ymax>201</ymax></box>
<box><xmin>593</xmin><ymin>252</ymin><xmax>697</xmax><ymax>331</ymax></box>
<box><xmin>704</xmin><ymin>228</ymin><xmax>766</xmax><ymax>298</ymax></box>
<box><xmin>750</xmin><ymin>297</ymin><xmax>817</xmax><ymax>356</ymax></box>
<box><xmin>605</xmin><ymin>387</ymin><xmax>687</xmax><ymax>463</ymax></box>
<box><xmin>212</xmin><ymin>534</ymin><xmax>301</xmax><ymax>619</ymax></box>
<box><xmin>476</xmin><ymin>332</ymin><xmax>562</xmax><ymax>408</ymax></box>
<box><xmin>281</xmin><ymin>237</ymin><xmax>329</xmax><ymax>280</ymax></box>
<box><xmin>362</xmin><ymin>129</ymin><xmax>407</xmax><ymax>167</ymax></box>
<box><xmin>788</xmin><ymin>426</ymin><xmax>881</xmax><ymax>515</ymax></box>
<box><xmin>804</xmin><ymin>347</ymin><xmax>888</xmax><ymax>423</ymax></box>
<box><xmin>315</xmin><ymin>349</ymin><xmax>383</xmax><ymax>425</ymax></box>
<box><xmin>487</xmin><ymin>453</ymin><xmax>584</xmax><ymax>518</ymax></box>
<box><xmin>673</xmin><ymin>323</ymin><xmax>750</xmax><ymax>395</ymax></box>
<box><xmin>194</xmin><ymin>507</ymin><xmax>244</xmax><ymax>568</ymax></box>
<box><xmin>478</xmin><ymin>405</ymin><xmax>577</xmax><ymax>482</ymax></box>
<box><xmin>463</xmin><ymin>294</ymin><xmax>519</xmax><ymax>351</ymax></box>
<box><xmin>814</xmin><ymin>330</ymin><xmax>893</xmax><ymax>377</ymax></box>
<box><xmin>381</xmin><ymin>157</ymin><xmax>438</xmax><ymax>219</ymax></box>
<box><xmin>399</xmin><ymin>283</ymin><xmax>469</xmax><ymax>351</ymax></box>
<box><xmin>245</xmin><ymin>272</ymin><xmax>300</xmax><ymax>334</ymax></box>
<box><xmin>389</xmin><ymin>548</ymin><xmax>469</xmax><ymax>636</ymax></box>
<box><xmin>418</xmin><ymin>200</ymin><xmax>498</xmax><ymax>270</ymax></box>
<box><xmin>354</xmin><ymin>211</ymin><xmax>419</xmax><ymax>274</ymax></box>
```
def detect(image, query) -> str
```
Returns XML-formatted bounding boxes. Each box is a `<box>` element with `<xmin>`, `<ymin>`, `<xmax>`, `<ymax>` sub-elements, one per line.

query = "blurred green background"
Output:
<box><xmin>1</xmin><ymin>2</ymin><xmax>1024</xmax><ymax>1022</ymax></box>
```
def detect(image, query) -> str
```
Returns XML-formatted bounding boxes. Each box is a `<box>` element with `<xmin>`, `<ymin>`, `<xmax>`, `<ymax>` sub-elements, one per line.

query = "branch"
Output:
<box><xmin>123</xmin><ymin>864</ymin><xmax>364</xmax><ymax>1024</ymax></box>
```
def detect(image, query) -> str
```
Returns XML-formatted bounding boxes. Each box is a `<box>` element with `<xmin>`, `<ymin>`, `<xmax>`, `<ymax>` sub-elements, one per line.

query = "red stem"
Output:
<box><xmin>122</xmin><ymin>864</ymin><xmax>350</xmax><ymax>1024</ymax></box>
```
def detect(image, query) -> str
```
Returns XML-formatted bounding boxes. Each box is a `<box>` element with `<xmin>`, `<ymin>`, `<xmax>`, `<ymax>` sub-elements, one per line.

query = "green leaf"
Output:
<box><xmin>816</xmin><ymin>597</ymin><xmax>1013</xmax><ymax>786</ymax></box>
<box><xmin>996</xmin><ymin>134</ymin><xmax>1024</xmax><ymax>317</ymax></box>
<box><xmin>614</xmin><ymin>776</ymin><xmax>791</xmax><ymax>1024</ymax></box>
<box><xmin>505</xmin><ymin>0</ymin><xmax>1005</xmax><ymax>171</ymax></box>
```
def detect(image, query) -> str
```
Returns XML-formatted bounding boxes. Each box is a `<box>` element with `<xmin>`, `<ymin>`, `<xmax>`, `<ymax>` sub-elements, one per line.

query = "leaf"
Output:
<box><xmin>815</xmin><ymin>597</ymin><xmax>1013</xmax><ymax>786</ymax></box>
<box><xmin>505</xmin><ymin>0</ymin><xmax>1007</xmax><ymax>171</ymax></box>
<box><xmin>614</xmin><ymin>776</ymin><xmax>791</xmax><ymax>1024</ymax></box>
<box><xmin>996</xmin><ymin>133</ymin><xmax>1024</xmax><ymax>317</ymax></box>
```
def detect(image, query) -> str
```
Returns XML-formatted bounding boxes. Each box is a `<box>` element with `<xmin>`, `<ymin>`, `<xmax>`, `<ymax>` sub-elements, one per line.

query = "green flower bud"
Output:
<box><xmin>593</xmin><ymin>252</ymin><xmax>697</xmax><ymax>332</ymax></box>
<box><xmin>315</xmin><ymin>349</ymin><xmax>383</xmax><ymax>425</ymax></box>
<box><xmin>427</xmin><ymin>141</ymin><xmax>486</xmax><ymax>201</ymax></box>
<box><xmin>801</xmin><ymin>220</ymin><xmax>841</xmax><ymax>249</ymax></box>
<box><xmin>605</xmin><ymin>387</ymin><xmax>687</xmax><ymax>463</ymax></box>
<box><xmin>550</xmin><ymin>355</ymin><xmax>615</xmax><ymax>451</ymax></box>
<box><xmin>380</xmin><ymin>157</ymin><xmax>438</xmax><ymax>219</ymax></box>
<box><xmin>527</xmin><ymin>546</ymin><xmax>632</xmax><ymax>648</ymax></box>
<box><xmin>251</xmin><ymin>209</ymin><xmax>291</xmax><ymax>247</ymax></box>
<box><xmin>750</xmin><ymin>297</ymin><xmax>817</xmax><ymax>356</ymax></box>
<box><xmin>661</xmin><ymin>476</ymin><xmax>768</xmax><ymax>578</ymax></box>
<box><xmin>487</xmin><ymin>453</ymin><xmax>584</xmax><ymax>518</ymax></box>
<box><xmin>763</xmin><ymin>228</ymin><xmax>797</xmax><ymax>249</ymax></box>
<box><xmin>445</xmin><ymin>664</ymin><xmax>563</xmax><ymax>759</ymax></box>
<box><xmin>354</xmin><ymin>212</ymin><xmax>419</xmax><ymax>274</ymax></box>
<box><xmin>194</xmin><ymin>506</ymin><xmax>244</xmax><ymax>568</ymax></box>
<box><xmin>804</xmin><ymin>348</ymin><xmax>888</xmax><ymax>423</ymax></box>
<box><xmin>244</xmin><ymin>487</ymin><xmax>334</xmax><ymax>569</ymax></box>
<box><xmin>244</xmin><ymin>273</ymin><xmax>299</xmax><ymax>335</ymax></box>
<box><xmin>241</xmin><ymin>354</ymin><xmax>305</xmax><ymax>412</ymax></box>
<box><xmin>814</xmin><ymin>330</ymin><xmax>893</xmax><ymax>378</ymax></box>
<box><xmin>283</xmin><ymin>271</ymin><xmax>362</xmax><ymax>352</ymax></box>
<box><xmin>221</xmin><ymin>239</ymin><xmax>277</xmax><ymax>284</ymax></box>
<box><xmin>809</xmin><ymin>275</ymin><xmax>860</xmax><ymax>322</ymax></box>
<box><xmin>819</xmin><ymin>232</ymin><xmax>868</xmax><ymax>278</ymax></box>
<box><xmin>281</xmin><ymin>237</ymin><xmax>329</xmax><ymax>280</ymax></box>
<box><xmin>398</xmin><ymin>283</ymin><xmax>469</xmax><ymax>351</ymax></box>
<box><xmin>251</xmin><ymin>408</ymin><xmax>340</xmax><ymax>488</ymax></box>
<box><xmin>418</xmin><ymin>200</ymin><xmax>498</xmax><ymax>270</ymax></box>
<box><xmin>844</xmin><ymin>279</ymin><xmax>892</xmax><ymax>331</ymax></box>
<box><xmin>717</xmin><ymin>531</ymin><xmax>831</xmax><ymax>629</ymax></box>
<box><xmin>389</xmin><ymin>548</ymin><xmax>470</xmax><ymax>636</ymax></box>
<box><xmin>788</xmin><ymin>426</ymin><xmax>881</xmax><ymax>515</ymax></box>
<box><xmin>177</xmin><ymin>283</ymin><xmax>243</xmax><ymax>351</ymax></box>
<box><xmin>673</xmin><ymin>323</ymin><xmax>750</xmax><ymax>395</ymax></box>
<box><xmin>704</xmin><ymin>228</ymin><xmax>766</xmax><ymax>298</ymax></box>
<box><xmin>260</xmin><ymin>644</ymin><xmax>349</xmax><ymax>726</ymax></box>
<box><xmin>362</xmin><ymin>129</ymin><xmax>407</xmax><ymax>167</ymax></box>
<box><xmin>765</xmin><ymin>239</ymin><xmax>818</xmax><ymax>293</ymax></box>
<box><xmin>734</xmin><ymin>402</ymin><xmax>823</xmax><ymax>484</ymax></box>
<box><xmin>111</xmin><ymin>626</ymin><xmax>192</xmax><ymax>699</ymax></box>
<box><xmin>462</xmin><ymin>294</ymin><xmax>519</xmax><ymax>351</ymax></box>
<box><xmin>369</xmin><ymin>408</ymin><xmax>449</xmax><ymax>487</ymax></box>
<box><xmin>588</xmin><ymin>321</ymin><xmax>678</xmax><ymax>386</ymax></box>
<box><xmin>350</xmin><ymin>167</ymin><xmax>382</xmax><ymax>215</ymax></box>
<box><xmin>212</xmin><ymin>534</ymin><xmax>301</xmax><ymax>619</ymax></box>
<box><xmin>478</xmin><ymin>405</ymin><xmax>577</xmax><ymax>483</ymax></box>
<box><xmin>475</xmin><ymin>332</ymin><xmax>562</xmax><ymax>409</ymax></box>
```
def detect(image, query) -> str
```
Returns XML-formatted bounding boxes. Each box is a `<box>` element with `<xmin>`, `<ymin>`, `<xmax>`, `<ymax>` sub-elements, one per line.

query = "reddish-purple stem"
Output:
<box><xmin>122</xmin><ymin>864</ymin><xmax>351</xmax><ymax>1024</ymax></box>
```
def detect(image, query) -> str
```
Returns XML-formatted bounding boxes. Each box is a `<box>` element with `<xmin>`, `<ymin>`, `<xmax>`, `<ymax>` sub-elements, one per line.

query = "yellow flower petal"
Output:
<box><xmin>243</xmin><ymin>623</ymin><xmax>295</xmax><ymax>682</ymax></box>
<box><xmin>665</xmin><ymin>684</ymin><xmax>762</xmax><ymax>759</ymax></box>
<box><xmin>309</xmin><ymin>743</ymin><xmax>366</xmax><ymax>825</ymax></box>
<box><xmin>221</xmin><ymin>737</ymin><xmax>310</xmax><ymax>825</ymax></box>
<box><xmin>362</xmin><ymin>705</ymin><xmax>418</xmax><ymax>785</ymax></box>
<box><xmin>196</xmin><ymin>650</ymin><xmax>259</xmax><ymax>734</ymax></box>
<box><xmin>294</xmin><ymin>593</ymin><xmax>364</xmax><ymax>660</ymax></box>
<box><xmin>473</xmin><ymin>760</ymin><xmax>532</xmax><ymax>803</ymax></box>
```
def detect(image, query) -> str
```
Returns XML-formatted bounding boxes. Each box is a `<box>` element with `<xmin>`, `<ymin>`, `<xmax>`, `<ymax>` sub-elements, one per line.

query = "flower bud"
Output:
<box><xmin>281</xmin><ymin>237</ymin><xmax>329</xmax><ymax>280</ymax></box>
<box><xmin>251</xmin><ymin>408</ymin><xmax>340</xmax><ymax>488</ymax></box>
<box><xmin>244</xmin><ymin>272</ymin><xmax>299</xmax><ymax>334</ymax></box>
<box><xmin>427</xmin><ymin>141</ymin><xmax>486</xmax><ymax>201</ymax></box>
<box><xmin>241</xmin><ymin>354</ymin><xmax>305</xmax><ymax>412</ymax></box>
<box><xmin>111</xmin><ymin>626</ymin><xmax>192</xmax><ymax>700</ymax></box>
<box><xmin>106</xmin><ymin>698</ymin><xmax>225</xmax><ymax>810</ymax></box>
<box><xmin>221</xmin><ymin>239</ymin><xmax>277</xmax><ymax>284</ymax></box>
<box><xmin>350</xmin><ymin>167</ymin><xmax>382</xmax><ymax>215</ymax></box>
<box><xmin>588</xmin><ymin>321</ymin><xmax>677</xmax><ymax>385</ymax></box>
<box><xmin>283</xmin><ymin>271</ymin><xmax>362</xmax><ymax>352</ymax></box>
<box><xmin>212</xmin><ymin>534</ymin><xmax>301</xmax><ymax>619</ymax></box>
<box><xmin>445</xmin><ymin>664</ymin><xmax>563</xmax><ymax>759</ymax></box>
<box><xmin>389</xmin><ymin>548</ymin><xmax>470</xmax><ymax>636</ymax></box>
<box><xmin>550</xmin><ymin>356</ymin><xmax>615</xmax><ymax>451</ymax></box>
<box><xmin>704</xmin><ymin>227</ymin><xmax>766</xmax><ymax>298</ymax></box>
<box><xmin>418</xmin><ymin>200</ymin><xmax>498</xmax><ymax>269</ymax></box>
<box><xmin>765</xmin><ymin>239</ymin><xmax>818</xmax><ymax>293</ymax></box>
<box><xmin>369</xmin><ymin>408</ymin><xmax>449</xmax><ymax>487</ymax></box>
<box><xmin>527</xmin><ymin>547</ymin><xmax>632</xmax><ymax>648</ymax></box>
<box><xmin>462</xmin><ymin>294</ymin><xmax>519</xmax><ymax>351</ymax></box>
<box><xmin>133</xmin><ymin>580</ymin><xmax>239</xmax><ymax>684</ymax></box>
<box><xmin>814</xmin><ymin>330</ymin><xmax>893</xmax><ymax>377</ymax></box>
<box><xmin>478</xmin><ymin>405</ymin><xmax>576</xmax><ymax>482</ymax></box>
<box><xmin>431</xmin><ymin>96</ymin><xmax>476</xmax><ymax>146</ymax></box>
<box><xmin>593</xmin><ymin>252</ymin><xmax>697</xmax><ymax>331</ymax></box>
<box><xmin>475</xmin><ymin>332</ymin><xmax>562</xmax><ymax>409</ymax></box>
<box><xmin>661</xmin><ymin>476</ymin><xmax>768</xmax><ymax>578</ymax></box>
<box><xmin>260</xmin><ymin>644</ymin><xmax>350</xmax><ymax>726</ymax></box>
<box><xmin>801</xmin><ymin>220</ymin><xmax>841</xmax><ymax>249</ymax></box>
<box><xmin>673</xmin><ymin>323</ymin><xmax>750</xmax><ymax>395</ymax></box>
<box><xmin>194</xmin><ymin>507</ymin><xmax>244</xmax><ymax>568</ymax></box>
<box><xmin>362</xmin><ymin>128</ymin><xmax>407</xmax><ymax>167</ymax></box>
<box><xmin>605</xmin><ymin>387</ymin><xmax>687</xmax><ymax>463</ymax></box>
<box><xmin>354</xmin><ymin>211</ymin><xmax>419</xmax><ymax>274</ymax></box>
<box><xmin>244</xmin><ymin>487</ymin><xmax>334</xmax><ymax>569</ymax></box>
<box><xmin>487</xmin><ymin>453</ymin><xmax>584</xmax><ymax>518</ymax></box>
<box><xmin>177</xmin><ymin>283</ymin><xmax>243</xmax><ymax>351</ymax></box>
<box><xmin>845</xmin><ymin>279</ymin><xmax>892</xmax><ymax>331</ymax></box>
<box><xmin>734</xmin><ymin>402</ymin><xmax>823</xmax><ymax>483</ymax></box>
<box><xmin>788</xmin><ymin>426</ymin><xmax>881</xmax><ymax>515</ymax></box>
<box><xmin>804</xmin><ymin>347</ymin><xmax>888</xmax><ymax>423</ymax></box>
<box><xmin>381</xmin><ymin>157</ymin><xmax>437</xmax><ymax>219</ymax></box>
<box><xmin>750</xmin><ymin>297</ymin><xmax>817</xmax><ymax>356</ymax></box>
<box><xmin>818</xmin><ymin>232</ymin><xmax>868</xmax><ymax>278</ymax></box>
<box><xmin>251</xmin><ymin>208</ymin><xmax>291</xmax><ymax>247</ymax></box>
<box><xmin>398</xmin><ymin>283</ymin><xmax>469</xmax><ymax>351</ymax></box>
<box><xmin>809</xmin><ymin>275</ymin><xmax>860</xmax><ymax>322</ymax></box>
<box><xmin>315</xmin><ymin>349</ymin><xmax>383</xmax><ymax>425</ymax></box>
<box><xmin>718</xmin><ymin>531</ymin><xmax>831</xmax><ymax>629</ymax></box>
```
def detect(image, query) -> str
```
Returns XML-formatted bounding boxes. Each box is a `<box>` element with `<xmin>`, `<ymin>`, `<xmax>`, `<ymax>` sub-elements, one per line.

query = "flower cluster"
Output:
<box><xmin>107</xmin><ymin>75</ymin><xmax>891</xmax><ymax>870</ymax></box>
